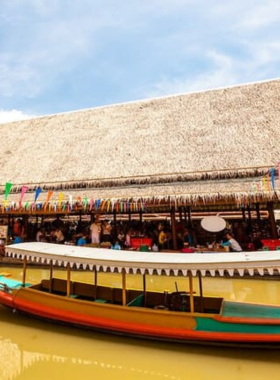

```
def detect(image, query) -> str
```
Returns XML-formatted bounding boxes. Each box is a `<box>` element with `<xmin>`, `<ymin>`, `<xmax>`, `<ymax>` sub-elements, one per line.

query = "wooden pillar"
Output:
<box><xmin>143</xmin><ymin>273</ymin><xmax>146</xmax><ymax>307</ymax></box>
<box><xmin>184</xmin><ymin>207</ymin><xmax>187</xmax><ymax>223</ymax></box>
<box><xmin>255</xmin><ymin>202</ymin><xmax>261</xmax><ymax>221</ymax></box>
<box><xmin>122</xmin><ymin>269</ymin><xmax>127</xmax><ymax>306</ymax></box>
<box><xmin>113</xmin><ymin>209</ymin><xmax>117</xmax><ymax>241</ymax></box>
<box><xmin>66</xmin><ymin>263</ymin><xmax>71</xmax><ymax>297</ymax></box>
<box><xmin>188</xmin><ymin>272</ymin><xmax>194</xmax><ymax>313</ymax></box>
<box><xmin>49</xmin><ymin>260</ymin><xmax>53</xmax><ymax>293</ymax></box>
<box><xmin>179</xmin><ymin>207</ymin><xmax>182</xmax><ymax>223</ymax></box>
<box><xmin>94</xmin><ymin>267</ymin><xmax>97</xmax><ymax>299</ymax></box>
<box><xmin>187</xmin><ymin>206</ymin><xmax>192</xmax><ymax>228</ymax></box>
<box><xmin>22</xmin><ymin>257</ymin><xmax>27</xmax><ymax>287</ymax></box>
<box><xmin>241</xmin><ymin>206</ymin><xmax>246</xmax><ymax>222</ymax></box>
<box><xmin>22</xmin><ymin>215</ymin><xmax>28</xmax><ymax>241</ymax></box>
<box><xmin>198</xmin><ymin>272</ymin><xmax>204</xmax><ymax>312</ymax></box>
<box><xmin>267</xmin><ymin>201</ymin><xmax>278</xmax><ymax>239</ymax></box>
<box><xmin>170</xmin><ymin>206</ymin><xmax>177</xmax><ymax>250</ymax></box>
<box><xmin>247</xmin><ymin>205</ymin><xmax>252</xmax><ymax>233</ymax></box>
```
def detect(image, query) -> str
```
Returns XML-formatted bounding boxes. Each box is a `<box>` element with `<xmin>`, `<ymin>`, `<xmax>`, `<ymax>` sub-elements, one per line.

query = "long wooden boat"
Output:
<box><xmin>1</xmin><ymin>242</ymin><xmax>280</xmax><ymax>347</ymax></box>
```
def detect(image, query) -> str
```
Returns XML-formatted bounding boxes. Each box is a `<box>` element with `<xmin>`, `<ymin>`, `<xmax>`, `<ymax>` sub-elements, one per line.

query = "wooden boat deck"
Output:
<box><xmin>30</xmin><ymin>278</ymin><xmax>223</xmax><ymax>314</ymax></box>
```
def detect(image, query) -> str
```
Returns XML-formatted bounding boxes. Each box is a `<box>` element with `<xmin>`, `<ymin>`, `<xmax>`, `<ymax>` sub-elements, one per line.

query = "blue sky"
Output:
<box><xmin>1</xmin><ymin>0</ymin><xmax>280</xmax><ymax>123</ymax></box>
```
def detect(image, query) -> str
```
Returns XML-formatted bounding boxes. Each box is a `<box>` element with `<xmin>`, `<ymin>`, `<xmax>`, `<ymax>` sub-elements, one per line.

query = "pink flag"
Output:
<box><xmin>19</xmin><ymin>185</ymin><xmax>28</xmax><ymax>206</ymax></box>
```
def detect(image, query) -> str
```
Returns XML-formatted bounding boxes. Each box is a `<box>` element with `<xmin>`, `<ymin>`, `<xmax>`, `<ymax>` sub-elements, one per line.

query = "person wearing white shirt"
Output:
<box><xmin>222</xmin><ymin>231</ymin><xmax>242</xmax><ymax>252</ymax></box>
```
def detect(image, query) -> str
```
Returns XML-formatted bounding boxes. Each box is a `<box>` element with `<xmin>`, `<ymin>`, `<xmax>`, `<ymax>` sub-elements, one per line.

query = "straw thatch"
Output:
<box><xmin>1</xmin><ymin>78</ymin><xmax>280</xmax><ymax>206</ymax></box>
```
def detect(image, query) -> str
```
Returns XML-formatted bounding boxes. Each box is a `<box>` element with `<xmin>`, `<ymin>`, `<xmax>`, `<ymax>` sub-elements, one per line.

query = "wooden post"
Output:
<box><xmin>247</xmin><ymin>205</ymin><xmax>252</xmax><ymax>233</ymax></box>
<box><xmin>256</xmin><ymin>202</ymin><xmax>261</xmax><ymax>221</ymax></box>
<box><xmin>267</xmin><ymin>201</ymin><xmax>278</xmax><ymax>239</ymax></box>
<box><xmin>184</xmin><ymin>207</ymin><xmax>187</xmax><ymax>223</ymax></box>
<box><xmin>187</xmin><ymin>206</ymin><xmax>192</xmax><ymax>228</ymax></box>
<box><xmin>22</xmin><ymin>257</ymin><xmax>27</xmax><ymax>287</ymax></box>
<box><xmin>94</xmin><ymin>267</ymin><xmax>97</xmax><ymax>299</ymax></box>
<box><xmin>143</xmin><ymin>273</ymin><xmax>146</xmax><ymax>306</ymax></box>
<box><xmin>49</xmin><ymin>260</ymin><xmax>53</xmax><ymax>293</ymax></box>
<box><xmin>66</xmin><ymin>263</ymin><xmax>71</xmax><ymax>297</ymax></box>
<box><xmin>241</xmin><ymin>207</ymin><xmax>246</xmax><ymax>222</ymax></box>
<box><xmin>189</xmin><ymin>272</ymin><xmax>194</xmax><ymax>313</ymax></box>
<box><xmin>198</xmin><ymin>272</ymin><xmax>204</xmax><ymax>312</ymax></box>
<box><xmin>170</xmin><ymin>206</ymin><xmax>177</xmax><ymax>250</ymax></box>
<box><xmin>179</xmin><ymin>207</ymin><xmax>182</xmax><ymax>223</ymax></box>
<box><xmin>122</xmin><ymin>269</ymin><xmax>127</xmax><ymax>306</ymax></box>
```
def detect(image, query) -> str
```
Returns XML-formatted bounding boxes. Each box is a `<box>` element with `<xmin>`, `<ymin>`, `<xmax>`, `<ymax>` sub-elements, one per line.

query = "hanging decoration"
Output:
<box><xmin>84</xmin><ymin>195</ymin><xmax>88</xmax><ymax>210</ymax></box>
<box><xmin>44</xmin><ymin>190</ymin><xmax>54</xmax><ymax>211</ymax></box>
<box><xmin>4</xmin><ymin>182</ymin><xmax>12</xmax><ymax>200</ymax></box>
<box><xmin>270</xmin><ymin>168</ymin><xmax>275</xmax><ymax>190</ymax></box>
<box><xmin>19</xmin><ymin>185</ymin><xmax>28</xmax><ymax>207</ymax></box>
<box><xmin>34</xmin><ymin>187</ymin><xmax>42</xmax><ymax>202</ymax></box>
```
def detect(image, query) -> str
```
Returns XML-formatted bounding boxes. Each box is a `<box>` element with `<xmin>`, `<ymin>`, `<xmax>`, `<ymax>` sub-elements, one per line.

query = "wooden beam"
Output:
<box><xmin>170</xmin><ymin>206</ymin><xmax>177</xmax><ymax>250</ymax></box>
<box><xmin>22</xmin><ymin>257</ymin><xmax>27</xmax><ymax>287</ymax></box>
<box><xmin>189</xmin><ymin>272</ymin><xmax>194</xmax><ymax>313</ymax></box>
<box><xmin>66</xmin><ymin>263</ymin><xmax>71</xmax><ymax>297</ymax></box>
<box><xmin>267</xmin><ymin>201</ymin><xmax>278</xmax><ymax>239</ymax></box>
<box><xmin>122</xmin><ymin>269</ymin><xmax>127</xmax><ymax>306</ymax></box>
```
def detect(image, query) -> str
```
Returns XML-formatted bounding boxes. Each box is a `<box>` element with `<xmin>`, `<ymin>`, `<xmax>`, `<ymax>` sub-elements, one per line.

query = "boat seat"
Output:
<box><xmin>95</xmin><ymin>299</ymin><xmax>108</xmax><ymax>303</ymax></box>
<box><xmin>127</xmin><ymin>294</ymin><xmax>144</xmax><ymax>307</ymax></box>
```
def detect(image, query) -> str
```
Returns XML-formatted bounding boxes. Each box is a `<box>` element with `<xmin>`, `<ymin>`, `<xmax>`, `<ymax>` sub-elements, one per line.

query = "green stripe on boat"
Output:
<box><xmin>195</xmin><ymin>317</ymin><xmax>280</xmax><ymax>334</ymax></box>
<box><xmin>222</xmin><ymin>301</ymin><xmax>280</xmax><ymax>319</ymax></box>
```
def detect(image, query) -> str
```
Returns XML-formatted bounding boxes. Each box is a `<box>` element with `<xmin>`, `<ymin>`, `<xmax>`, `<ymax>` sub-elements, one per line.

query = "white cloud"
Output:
<box><xmin>0</xmin><ymin>110</ymin><xmax>36</xmax><ymax>124</ymax></box>
<box><xmin>0</xmin><ymin>0</ymin><xmax>280</xmax><ymax>114</ymax></box>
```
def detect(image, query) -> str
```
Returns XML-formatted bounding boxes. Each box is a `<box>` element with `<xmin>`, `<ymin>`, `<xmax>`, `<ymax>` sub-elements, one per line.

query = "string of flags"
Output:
<box><xmin>1</xmin><ymin>183</ymin><xmax>149</xmax><ymax>213</ymax></box>
<box><xmin>249</xmin><ymin>165</ymin><xmax>280</xmax><ymax>194</ymax></box>
<box><xmin>1</xmin><ymin>164</ymin><xmax>280</xmax><ymax>213</ymax></box>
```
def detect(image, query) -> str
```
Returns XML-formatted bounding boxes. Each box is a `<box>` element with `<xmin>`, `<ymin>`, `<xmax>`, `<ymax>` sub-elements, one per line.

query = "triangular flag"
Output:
<box><xmin>4</xmin><ymin>182</ymin><xmax>12</xmax><ymax>200</ymax></box>
<box><xmin>19</xmin><ymin>185</ymin><xmax>28</xmax><ymax>206</ymax></box>
<box><xmin>34</xmin><ymin>187</ymin><xmax>42</xmax><ymax>202</ymax></box>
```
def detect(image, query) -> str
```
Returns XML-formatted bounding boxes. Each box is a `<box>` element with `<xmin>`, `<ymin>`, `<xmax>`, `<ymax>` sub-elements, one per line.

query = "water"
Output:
<box><xmin>1</xmin><ymin>266</ymin><xmax>280</xmax><ymax>380</ymax></box>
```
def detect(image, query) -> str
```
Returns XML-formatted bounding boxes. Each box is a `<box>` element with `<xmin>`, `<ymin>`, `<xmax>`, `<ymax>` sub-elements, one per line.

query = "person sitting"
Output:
<box><xmin>158</xmin><ymin>229</ymin><xmax>168</xmax><ymax>250</ymax></box>
<box><xmin>77</xmin><ymin>233</ymin><xmax>87</xmax><ymax>246</ymax></box>
<box><xmin>221</xmin><ymin>231</ymin><xmax>242</xmax><ymax>252</ymax></box>
<box><xmin>36</xmin><ymin>228</ymin><xmax>44</xmax><ymax>242</ymax></box>
<box><xmin>53</xmin><ymin>228</ymin><xmax>65</xmax><ymax>244</ymax></box>
<box><xmin>252</xmin><ymin>238</ymin><xmax>263</xmax><ymax>251</ymax></box>
<box><xmin>13</xmin><ymin>235</ymin><xmax>23</xmax><ymax>244</ymax></box>
<box><xmin>113</xmin><ymin>240</ymin><xmax>121</xmax><ymax>250</ymax></box>
<box><xmin>183</xmin><ymin>228</ymin><xmax>196</xmax><ymax>247</ymax></box>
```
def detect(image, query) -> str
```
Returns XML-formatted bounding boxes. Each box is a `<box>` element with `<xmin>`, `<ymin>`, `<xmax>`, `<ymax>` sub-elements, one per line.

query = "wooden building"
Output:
<box><xmin>0</xmin><ymin>78</ymin><xmax>280</xmax><ymax>243</ymax></box>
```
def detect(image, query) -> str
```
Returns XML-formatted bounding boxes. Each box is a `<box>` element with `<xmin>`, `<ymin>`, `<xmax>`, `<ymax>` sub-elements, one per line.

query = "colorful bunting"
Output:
<box><xmin>19</xmin><ymin>185</ymin><xmax>28</xmax><ymax>206</ymax></box>
<box><xmin>270</xmin><ymin>168</ymin><xmax>275</xmax><ymax>190</ymax></box>
<box><xmin>4</xmin><ymin>182</ymin><xmax>12</xmax><ymax>200</ymax></box>
<box><xmin>34</xmin><ymin>187</ymin><xmax>42</xmax><ymax>202</ymax></box>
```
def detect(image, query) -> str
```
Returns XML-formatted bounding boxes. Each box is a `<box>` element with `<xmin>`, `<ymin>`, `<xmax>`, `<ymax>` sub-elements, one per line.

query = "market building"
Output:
<box><xmin>0</xmin><ymin>78</ymin><xmax>280</xmax><ymax>248</ymax></box>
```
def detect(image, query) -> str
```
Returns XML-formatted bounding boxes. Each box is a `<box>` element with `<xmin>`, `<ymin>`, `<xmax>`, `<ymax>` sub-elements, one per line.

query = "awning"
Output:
<box><xmin>5</xmin><ymin>242</ymin><xmax>280</xmax><ymax>277</ymax></box>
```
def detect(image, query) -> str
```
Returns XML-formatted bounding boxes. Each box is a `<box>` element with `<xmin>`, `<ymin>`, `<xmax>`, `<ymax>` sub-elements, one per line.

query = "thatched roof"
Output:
<box><xmin>1</xmin><ymin>78</ymin><xmax>280</xmax><ymax>207</ymax></box>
